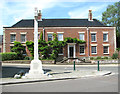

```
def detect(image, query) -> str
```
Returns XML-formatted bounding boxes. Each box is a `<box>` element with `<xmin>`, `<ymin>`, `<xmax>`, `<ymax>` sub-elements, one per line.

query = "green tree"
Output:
<box><xmin>11</xmin><ymin>41</ymin><xmax>26</xmax><ymax>59</ymax></box>
<box><xmin>102</xmin><ymin>1</ymin><xmax>120</xmax><ymax>48</ymax></box>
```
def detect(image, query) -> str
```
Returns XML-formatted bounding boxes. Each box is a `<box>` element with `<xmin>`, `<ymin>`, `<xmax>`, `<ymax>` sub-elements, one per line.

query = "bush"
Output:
<box><xmin>1</xmin><ymin>52</ymin><xmax>18</xmax><ymax>61</ymax></box>
<box><xmin>90</xmin><ymin>57</ymin><xmax>94</xmax><ymax>60</ymax></box>
<box><xmin>96</xmin><ymin>56</ymin><xmax>101</xmax><ymax>60</ymax></box>
<box><xmin>112</xmin><ymin>53</ymin><xmax>118</xmax><ymax>59</ymax></box>
<box><xmin>24</xmin><ymin>56</ymin><xmax>33</xmax><ymax>60</ymax></box>
<box><xmin>104</xmin><ymin>56</ymin><xmax>108</xmax><ymax>59</ymax></box>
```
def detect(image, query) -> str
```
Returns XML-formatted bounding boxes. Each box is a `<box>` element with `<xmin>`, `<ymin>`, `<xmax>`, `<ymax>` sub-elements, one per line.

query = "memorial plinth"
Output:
<box><xmin>23</xmin><ymin>8</ymin><xmax>46</xmax><ymax>79</ymax></box>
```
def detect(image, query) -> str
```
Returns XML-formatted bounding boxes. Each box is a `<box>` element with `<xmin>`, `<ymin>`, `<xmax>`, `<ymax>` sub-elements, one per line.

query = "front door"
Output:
<box><xmin>69</xmin><ymin>46</ymin><xmax>74</xmax><ymax>58</ymax></box>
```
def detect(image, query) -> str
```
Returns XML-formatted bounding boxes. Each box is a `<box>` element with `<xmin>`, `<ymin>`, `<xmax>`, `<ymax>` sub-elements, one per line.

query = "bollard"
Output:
<box><xmin>74</xmin><ymin>60</ymin><xmax>75</xmax><ymax>71</ymax></box>
<box><xmin>97</xmin><ymin>61</ymin><xmax>100</xmax><ymax>71</ymax></box>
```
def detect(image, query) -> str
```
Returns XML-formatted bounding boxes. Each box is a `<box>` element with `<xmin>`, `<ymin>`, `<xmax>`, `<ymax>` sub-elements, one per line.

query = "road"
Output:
<box><xmin>2</xmin><ymin>74</ymin><xmax>118</xmax><ymax>92</ymax></box>
<box><xmin>1</xmin><ymin>63</ymin><xmax>119</xmax><ymax>92</ymax></box>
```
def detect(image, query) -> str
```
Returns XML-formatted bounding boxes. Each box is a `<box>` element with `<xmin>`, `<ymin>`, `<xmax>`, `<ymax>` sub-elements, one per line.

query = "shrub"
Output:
<box><xmin>90</xmin><ymin>57</ymin><xmax>94</xmax><ymax>60</ymax></box>
<box><xmin>96</xmin><ymin>56</ymin><xmax>101</xmax><ymax>60</ymax></box>
<box><xmin>24</xmin><ymin>56</ymin><xmax>33</xmax><ymax>60</ymax></box>
<box><xmin>1</xmin><ymin>52</ymin><xmax>18</xmax><ymax>61</ymax></box>
<box><xmin>12</xmin><ymin>41</ymin><xmax>26</xmax><ymax>60</ymax></box>
<box><xmin>104</xmin><ymin>56</ymin><xmax>108</xmax><ymax>59</ymax></box>
<box><xmin>112</xmin><ymin>53</ymin><xmax>118</xmax><ymax>59</ymax></box>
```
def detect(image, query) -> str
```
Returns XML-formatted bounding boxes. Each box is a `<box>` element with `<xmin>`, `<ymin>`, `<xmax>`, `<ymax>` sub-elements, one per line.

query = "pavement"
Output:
<box><xmin>1</xmin><ymin>69</ymin><xmax>112</xmax><ymax>85</ymax></box>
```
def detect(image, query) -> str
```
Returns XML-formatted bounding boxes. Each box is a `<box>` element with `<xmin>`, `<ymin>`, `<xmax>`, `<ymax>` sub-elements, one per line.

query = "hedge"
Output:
<box><xmin>0</xmin><ymin>52</ymin><xmax>18</xmax><ymax>61</ymax></box>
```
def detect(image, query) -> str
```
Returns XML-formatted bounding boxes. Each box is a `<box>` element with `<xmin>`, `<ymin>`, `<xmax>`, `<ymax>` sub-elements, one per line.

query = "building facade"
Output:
<box><xmin>3</xmin><ymin>10</ymin><xmax>116</xmax><ymax>59</ymax></box>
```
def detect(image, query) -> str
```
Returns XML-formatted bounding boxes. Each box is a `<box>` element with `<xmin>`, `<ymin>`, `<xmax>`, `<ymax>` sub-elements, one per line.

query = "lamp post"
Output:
<box><xmin>24</xmin><ymin>8</ymin><xmax>44</xmax><ymax>78</ymax></box>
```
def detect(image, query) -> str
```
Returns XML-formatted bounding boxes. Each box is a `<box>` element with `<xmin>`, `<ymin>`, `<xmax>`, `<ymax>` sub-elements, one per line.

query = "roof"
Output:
<box><xmin>5</xmin><ymin>19</ymin><xmax>109</xmax><ymax>28</ymax></box>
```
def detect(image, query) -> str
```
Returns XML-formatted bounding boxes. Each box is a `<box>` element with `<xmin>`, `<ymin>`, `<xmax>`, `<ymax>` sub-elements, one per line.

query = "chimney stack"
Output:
<box><xmin>38</xmin><ymin>10</ymin><xmax>42</xmax><ymax>21</ymax></box>
<box><xmin>88</xmin><ymin>10</ymin><xmax>93</xmax><ymax>21</ymax></box>
<box><xmin>34</xmin><ymin>8</ymin><xmax>42</xmax><ymax>21</ymax></box>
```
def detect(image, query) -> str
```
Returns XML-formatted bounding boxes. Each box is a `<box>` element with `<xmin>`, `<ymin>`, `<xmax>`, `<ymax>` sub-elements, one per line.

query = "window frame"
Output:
<box><xmin>91</xmin><ymin>32</ymin><xmax>97</xmax><ymax>42</ymax></box>
<box><xmin>79</xmin><ymin>44</ymin><xmax>85</xmax><ymax>55</ymax></box>
<box><xmin>47</xmin><ymin>34</ymin><xmax>53</xmax><ymax>41</ymax></box>
<box><xmin>10</xmin><ymin>34</ymin><xmax>16</xmax><ymax>43</ymax></box>
<box><xmin>58</xmin><ymin>33</ymin><xmax>63</xmax><ymax>41</ymax></box>
<box><xmin>103</xmin><ymin>46</ymin><xmax>109</xmax><ymax>54</ymax></box>
<box><xmin>21</xmin><ymin>34</ymin><xmax>26</xmax><ymax>43</ymax></box>
<box><xmin>103</xmin><ymin>33</ymin><xmax>108</xmax><ymax>42</ymax></box>
<box><xmin>91</xmin><ymin>46</ymin><xmax>97</xmax><ymax>54</ymax></box>
<box><xmin>79</xmin><ymin>33</ymin><xmax>85</xmax><ymax>40</ymax></box>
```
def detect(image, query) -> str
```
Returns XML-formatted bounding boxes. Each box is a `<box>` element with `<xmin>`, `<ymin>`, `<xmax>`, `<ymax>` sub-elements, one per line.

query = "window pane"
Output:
<box><xmin>91</xmin><ymin>34</ymin><xmax>96</xmax><ymax>42</ymax></box>
<box><xmin>92</xmin><ymin>46</ymin><xmax>96</xmax><ymax>53</ymax></box>
<box><xmin>11</xmin><ymin>34</ymin><xmax>16</xmax><ymax>42</ymax></box>
<box><xmin>103</xmin><ymin>34</ymin><xmax>108</xmax><ymax>41</ymax></box>
<box><xmin>58</xmin><ymin>34</ymin><xmax>63</xmax><ymax>41</ymax></box>
<box><xmin>21</xmin><ymin>34</ymin><xmax>26</xmax><ymax>42</ymax></box>
<box><xmin>79</xmin><ymin>34</ymin><xmax>84</xmax><ymax>40</ymax></box>
<box><xmin>48</xmin><ymin>34</ymin><xmax>52</xmax><ymax>41</ymax></box>
<box><xmin>103</xmin><ymin>46</ymin><xmax>108</xmax><ymax>53</ymax></box>
<box><xmin>80</xmin><ymin>46</ymin><xmax>85</xmax><ymax>54</ymax></box>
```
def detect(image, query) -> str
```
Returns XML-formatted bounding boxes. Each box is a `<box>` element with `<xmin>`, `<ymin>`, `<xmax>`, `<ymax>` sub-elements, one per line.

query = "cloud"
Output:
<box><xmin>68</xmin><ymin>4</ymin><xmax>109</xmax><ymax>19</ymax></box>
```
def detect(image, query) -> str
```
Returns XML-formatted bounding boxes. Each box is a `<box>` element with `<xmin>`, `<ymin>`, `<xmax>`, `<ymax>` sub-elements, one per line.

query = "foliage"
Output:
<box><xmin>112</xmin><ymin>53</ymin><xmax>118</xmax><ymax>59</ymax></box>
<box><xmin>102</xmin><ymin>2</ymin><xmax>120</xmax><ymax>48</ymax></box>
<box><xmin>64</xmin><ymin>37</ymin><xmax>86</xmax><ymax>44</ymax></box>
<box><xmin>0</xmin><ymin>52</ymin><xmax>18</xmax><ymax>61</ymax></box>
<box><xmin>40</xmin><ymin>31</ymin><xmax>43</xmax><ymax>41</ymax></box>
<box><xmin>11</xmin><ymin>41</ymin><xmax>26</xmax><ymax>60</ymax></box>
<box><xmin>38</xmin><ymin>40</ymin><xmax>51</xmax><ymax>59</ymax></box>
<box><xmin>96</xmin><ymin>56</ymin><xmax>101</xmax><ymax>60</ymax></box>
<box><xmin>26</xmin><ymin>41</ymin><xmax>34</xmax><ymax>56</ymax></box>
<box><xmin>24</xmin><ymin>56</ymin><xmax>33</xmax><ymax>60</ymax></box>
<box><xmin>26</xmin><ymin>33</ymin><xmax>86</xmax><ymax>62</ymax></box>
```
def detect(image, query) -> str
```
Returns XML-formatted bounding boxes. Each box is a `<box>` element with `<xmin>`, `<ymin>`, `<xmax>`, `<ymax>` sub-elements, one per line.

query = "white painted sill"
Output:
<box><xmin>80</xmin><ymin>53</ymin><xmax>85</xmax><ymax>55</ymax></box>
<box><xmin>91</xmin><ymin>53</ymin><xmax>97</xmax><ymax>55</ymax></box>
<box><xmin>58</xmin><ymin>54</ymin><xmax>64</xmax><ymax>55</ymax></box>
<box><xmin>103</xmin><ymin>53</ymin><xmax>109</xmax><ymax>55</ymax></box>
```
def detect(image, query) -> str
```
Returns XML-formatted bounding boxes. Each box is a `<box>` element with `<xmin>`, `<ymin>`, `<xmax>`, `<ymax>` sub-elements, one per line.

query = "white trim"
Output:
<box><xmin>67</xmin><ymin>43</ymin><xmax>76</xmax><ymax>45</ymax></box>
<box><xmin>10</xmin><ymin>32</ymin><xmax>16</xmax><ymax>34</ymax></box>
<box><xmin>20</xmin><ymin>32</ymin><xmax>27</xmax><ymax>34</ymax></box>
<box><xmin>103</xmin><ymin>32</ymin><xmax>108</xmax><ymax>34</ymax></box>
<box><xmin>10</xmin><ymin>44</ymin><xmax>14</xmax><ymax>46</ymax></box>
<box><xmin>89</xmin><ymin>27</ymin><xmax>114</xmax><ymax>29</ymax></box>
<box><xmin>68</xmin><ymin>45</ymin><xmax>69</xmax><ymax>58</ymax></box>
<box><xmin>91</xmin><ymin>44</ymin><xmax>98</xmax><ymax>46</ymax></box>
<box><xmin>58</xmin><ymin>54</ymin><xmax>64</xmax><ymax>55</ymax></box>
<box><xmin>114</xmin><ymin>27</ymin><xmax>116</xmax><ymax>52</ymax></box>
<box><xmin>102</xmin><ymin>44</ymin><xmax>110</xmax><ymax>46</ymax></box>
<box><xmin>57</xmin><ymin>32</ymin><xmax>64</xmax><ymax>34</ymax></box>
<box><xmin>78</xmin><ymin>32</ymin><xmax>85</xmax><ymax>33</ymax></box>
<box><xmin>90</xmin><ymin>32</ymin><xmax>97</xmax><ymax>34</ymax></box>
<box><xmin>47</xmin><ymin>32</ymin><xmax>54</xmax><ymax>34</ymax></box>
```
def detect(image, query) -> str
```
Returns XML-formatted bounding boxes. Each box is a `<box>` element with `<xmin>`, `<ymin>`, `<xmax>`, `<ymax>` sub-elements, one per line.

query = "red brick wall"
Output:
<box><xmin>4</xmin><ymin>27</ymin><xmax>115</xmax><ymax>58</ymax></box>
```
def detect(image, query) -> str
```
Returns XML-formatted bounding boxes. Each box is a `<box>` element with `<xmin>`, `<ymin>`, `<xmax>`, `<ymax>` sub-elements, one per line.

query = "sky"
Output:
<box><xmin>0</xmin><ymin>0</ymin><xmax>119</xmax><ymax>35</ymax></box>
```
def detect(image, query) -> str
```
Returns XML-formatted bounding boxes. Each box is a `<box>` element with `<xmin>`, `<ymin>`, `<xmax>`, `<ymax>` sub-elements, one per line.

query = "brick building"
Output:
<box><xmin>3</xmin><ymin>10</ymin><xmax>116</xmax><ymax>60</ymax></box>
<box><xmin>0</xmin><ymin>35</ymin><xmax>3</xmax><ymax>53</ymax></box>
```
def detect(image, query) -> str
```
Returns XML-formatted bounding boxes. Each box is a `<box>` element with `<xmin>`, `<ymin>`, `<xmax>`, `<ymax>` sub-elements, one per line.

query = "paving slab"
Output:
<box><xmin>1</xmin><ymin>70</ymin><xmax>112</xmax><ymax>85</ymax></box>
